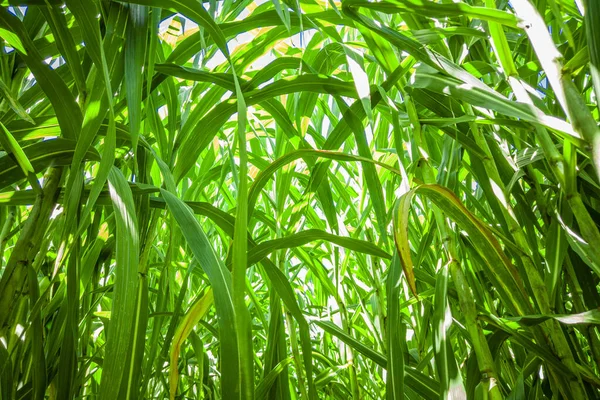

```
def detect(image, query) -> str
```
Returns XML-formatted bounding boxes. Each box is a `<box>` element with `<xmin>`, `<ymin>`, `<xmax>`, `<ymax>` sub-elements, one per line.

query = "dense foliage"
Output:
<box><xmin>0</xmin><ymin>0</ymin><xmax>599</xmax><ymax>398</ymax></box>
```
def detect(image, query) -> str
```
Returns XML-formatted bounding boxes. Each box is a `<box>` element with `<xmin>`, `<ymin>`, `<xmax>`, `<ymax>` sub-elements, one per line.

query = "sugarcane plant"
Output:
<box><xmin>0</xmin><ymin>0</ymin><xmax>599</xmax><ymax>399</ymax></box>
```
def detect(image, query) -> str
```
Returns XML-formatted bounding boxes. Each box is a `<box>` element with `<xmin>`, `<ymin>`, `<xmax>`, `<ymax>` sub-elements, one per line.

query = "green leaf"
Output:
<box><xmin>343</xmin><ymin>0</ymin><xmax>519</xmax><ymax>27</ymax></box>
<box><xmin>0</xmin><ymin>77</ymin><xmax>35</xmax><ymax>123</ymax></box>
<box><xmin>0</xmin><ymin>122</ymin><xmax>41</xmax><ymax>193</ymax></box>
<box><xmin>432</xmin><ymin>264</ymin><xmax>466</xmax><ymax>399</ymax></box>
<box><xmin>100</xmin><ymin>168</ymin><xmax>140</xmax><ymax>400</ymax></box>
<box><xmin>0</xmin><ymin>138</ymin><xmax>99</xmax><ymax>190</ymax></box>
<box><xmin>386</xmin><ymin>256</ymin><xmax>405</xmax><ymax>400</ymax></box>
<box><xmin>506</xmin><ymin>308</ymin><xmax>600</xmax><ymax>326</ymax></box>
<box><xmin>160</xmin><ymin>189</ymin><xmax>242</xmax><ymax>399</ymax></box>
<box><xmin>125</xmin><ymin>4</ymin><xmax>149</xmax><ymax>155</ymax></box>
<box><xmin>0</xmin><ymin>26</ymin><xmax>26</xmax><ymax>53</ymax></box>
<box><xmin>248</xmin><ymin>229</ymin><xmax>391</xmax><ymax>266</ymax></box>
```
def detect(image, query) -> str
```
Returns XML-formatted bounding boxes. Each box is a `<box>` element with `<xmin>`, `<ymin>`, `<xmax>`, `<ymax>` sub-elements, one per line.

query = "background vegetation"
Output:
<box><xmin>0</xmin><ymin>0</ymin><xmax>599</xmax><ymax>398</ymax></box>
